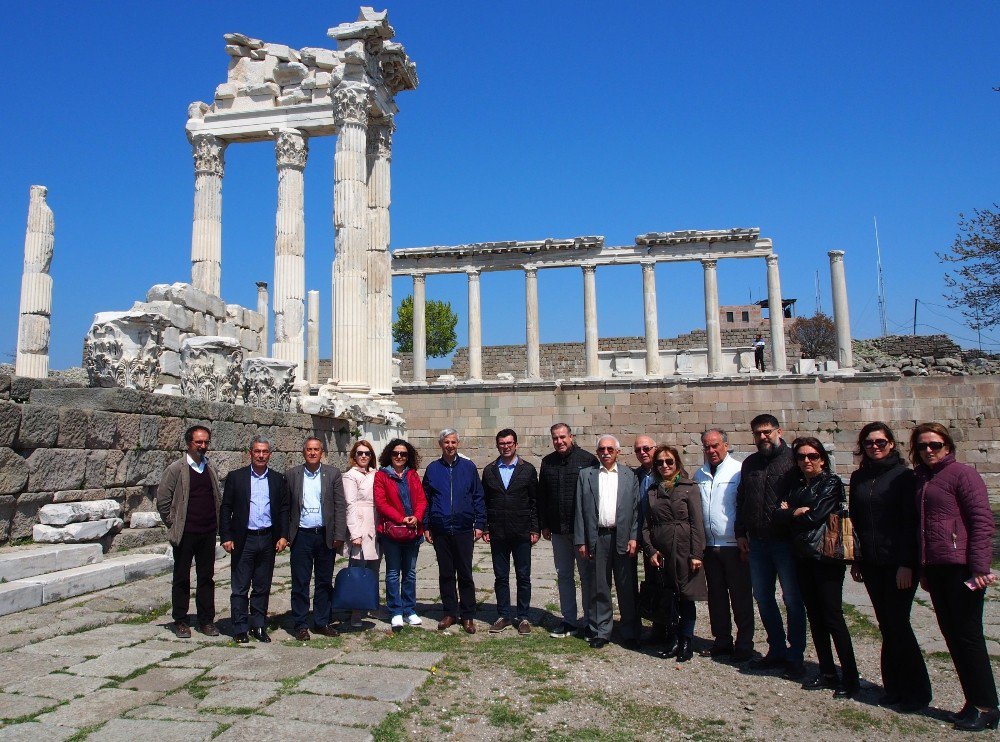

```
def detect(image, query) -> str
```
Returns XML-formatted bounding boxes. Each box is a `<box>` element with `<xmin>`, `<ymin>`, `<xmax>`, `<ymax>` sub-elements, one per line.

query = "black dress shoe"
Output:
<box><xmin>781</xmin><ymin>661</ymin><xmax>806</xmax><ymax>681</ymax></box>
<box><xmin>877</xmin><ymin>693</ymin><xmax>902</xmax><ymax>707</ymax></box>
<box><xmin>802</xmin><ymin>674</ymin><xmax>839</xmax><ymax>690</ymax></box>
<box><xmin>661</xmin><ymin>633</ymin><xmax>679</xmax><ymax>658</ymax></box>
<box><xmin>954</xmin><ymin>708</ymin><xmax>1000</xmax><ymax>732</ymax></box>
<box><xmin>833</xmin><ymin>682</ymin><xmax>861</xmax><ymax>700</ymax></box>
<box><xmin>700</xmin><ymin>641</ymin><xmax>734</xmax><ymax>658</ymax></box>
<box><xmin>896</xmin><ymin>699</ymin><xmax>928</xmax><ymax>714</ymax></box>
<box><xmin>293</xmin><ymin>628</ymin><xmax>311</xmax><ymax>641</ymax></box>
<box><xmin>748</xmin><ymin>653</ymin><xmax>785</xmax><ymax>672</ymax></box>
<box><xmin>676</xmin><ymin>637</ymin><xmax>693</xmax><ymax>662</ymax></box>
<box><xmin>249</xmin><ymin>627</ymin><xmax>271</xmax><ymax>643</ymax></box>
<box><xmin>730</xmin><ymin>648</ymin><xmax>754</xmax><ymax>663</ymax></box>
<box><xmin>589</xmin><ymin>637</ymin><xmax>608</xmax><ymax>649</ymax></box>
<box><xmin>948</xmin><ymin>703</ymin><xmax>974</xmax><ymax>723</ymax></box>
<box><xmin>621</xmin><ymin>638</ymin><xmax>641</xmax><ymax>651</ymax></box>
<box><xmin>314</xmin><ymin>625</ymin><xmax>339</xmax><ymax>637</ymax></box>
<box><xmin>234</xmin><ymin>632</ymin><xmax>249</xmax><ymax>643</ymax></box>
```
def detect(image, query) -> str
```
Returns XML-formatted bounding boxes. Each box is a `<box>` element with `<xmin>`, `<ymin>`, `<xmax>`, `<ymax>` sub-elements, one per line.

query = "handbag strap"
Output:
<box><xmin>349</xmin><ymin>541</ymin><xmax>365</xmax><ymax>567</ymax></box>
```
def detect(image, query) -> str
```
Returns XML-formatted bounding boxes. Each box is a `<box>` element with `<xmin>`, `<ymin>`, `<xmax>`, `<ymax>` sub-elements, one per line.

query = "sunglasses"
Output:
<box><xmin>795</xmin><ymin>452</ymin><xmax>822</xmax><ymax>462</ymax></box>
<box><xmin>862</xmin><ymin>439</ymin><xmax>890</xmax><ymax>450</ymax></box>
<box><xmin>354</xmin><ymin>450</ymin><xmax>373</xmax><ymax>458</ymax></box>
<box><xmin>391</xmin><ymin>450</ymin><xmax>409</xmax><ymax>458</ymax></box>
<box><xmin>634</xmin><ymin>445</ymin><xmax>654</xmax><ymax>453</ymax></box>
<box><xmin>916</xmin><ymin>441</ymin><xmax>946</xmax><ymax>452</ymax></box>
<box><xmin>655</xmin><ymin>459</ymin><xmax>675</xmax><ymax>467</ymax></box>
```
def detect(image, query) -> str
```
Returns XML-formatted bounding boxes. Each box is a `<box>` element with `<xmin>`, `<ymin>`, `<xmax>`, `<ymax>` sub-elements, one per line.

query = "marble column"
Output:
<box><xmin>331</xmin><ymin>82</ymin><xmax>373</xmax><ymax>394</ymax></box>
<box><xmin>190</xmin><ymin>133</ymin><xmax>226</xmax><ymax>296</ymax></box>
<box><xmin>765</xmin><ymin>254</ymin><xmax>788</xmax><ymax>373</ymax></box>
<box><xmin>641</xmin><ymin>261</ymin><xmax>660</xmax><ymax>376</ymax></box>
<box><xmin>273</xmin><ymin>129</ymin><xmax>308</xmax><ymax>375</ymax></box>
<box><xmin>256</xmin><ymin>282</ymin><xmax>269</xmax><ymax>356</ymax></box>
<box><xmin>15</xmin><ymin>185</ymin><xmax>54</xmax><ymax>379</ymax></box>
<box><xmin>525</xmin><ymin>265</ymin><xmax>541</xmax><ymax>379</ymax></box>
<box><xmin>367</xmin><ymin>117</ymin><xmax>393</xmax><ymax>396</ymax></box>
<box><xmin>702</xmin><ymin>259</ymin><xmax>722</xmax><ymax>376</ymax></box>
<box><xmin>583</xmin><ymin>264</ymin><xmax>599</xmax><ymax>377</ymax></box>
<box><xmin>467</xmin><ymin>268</ymin><xmax>482</xmax><ymax>381</ymax></box>
<box><xmin>828</xmin><ymin>250</ymin><xmax>854</xmax><ymax>368</ymax></box>
<box><xmin>412</xmin><ymin>274</ymin><xmax>427</xmax><ymax>384</ymax></box>
<box><xmin>307</xmin><ymin>290</ymin><xmax>319</xmax><ymax>385</ymax></box>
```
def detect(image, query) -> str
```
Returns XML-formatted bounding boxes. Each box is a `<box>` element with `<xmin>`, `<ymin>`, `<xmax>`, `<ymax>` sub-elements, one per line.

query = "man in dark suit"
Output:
<box><xmin>574</xmin><ymin>434</ymin><xmax>640</xmax><ymax>649</ymax></box>
<box><xmin>285</xmin><ymin>436</ymin><xmax>347</xmax><ymax>641</ymax></box>
<box><xmin>220</xmin><ymin>436</ymin><xmax>290</xmax><ymax>643</ymax></box>
<box><xmin>482</xmin><ymin>428</ymin><xmax>539</xmax><ymax>636</ymax></box>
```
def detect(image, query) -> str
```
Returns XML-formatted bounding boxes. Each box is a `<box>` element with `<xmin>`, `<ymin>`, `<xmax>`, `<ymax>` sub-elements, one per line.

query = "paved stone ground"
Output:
<box><xmin>0</xmin><ymin>540</ymin><xmax>997</xmax><ymax>740</ymax></box>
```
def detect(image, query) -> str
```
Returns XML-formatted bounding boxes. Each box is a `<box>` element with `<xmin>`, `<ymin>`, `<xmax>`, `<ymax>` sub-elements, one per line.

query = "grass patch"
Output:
<box><xmin>527</xmin><ymin>684</ymin><xmax>576</xmax><ymax>707</ymax></box>
<box><xmin>842</xmin><ymin>603</ymin><xmax>880</xmax><ymax>640</ymax></box>
<box><xmin>546</xmin><ymin>727</ymin><xmax>633</xmax><ymax>742</ymax></box>
<box><xmin>65</xmin><ymin>723</ymin><xmax>107</xmax><ymax>741</ymax></box>
<box><xmin>119</xmin><ymin>602</ymin><xmax>171</xmax><ymax>625</ymax></box>
<box><xmin>210</xmin><ymin>722</ymin><xmax>232</xmax><ymax>739</ymax></box>
<box><xmin>487</xmin><ymin>701</ymin><xmax>526</xmax><ymax>727</ymax></box>
<box><xmin>372</xmin><ymin>709</ymin><xmax>410</xmax><ymax>742</ymax></box>
<box><xmin>544</xmin><ymin>602</ymin><xmax>560</xmax><ymax>613</ymax></box>
<box><xmin>829</xmin><ymin>706</ymin><xmax>883</xmax><ymax>732</ymax></box>
<box><xmin>586</xmin><ymin>693</ymin><xmax>729</xmax><ymax>741</ymax></box>
<box><xmin>181</xmin><ymin>673</ymin><xmax>213</xmax><ymax>700</ymax></box>
<box><xmin>369</xmin><ymin>628</ymin><xmax>459</xmax><ymax>652</ymax></box>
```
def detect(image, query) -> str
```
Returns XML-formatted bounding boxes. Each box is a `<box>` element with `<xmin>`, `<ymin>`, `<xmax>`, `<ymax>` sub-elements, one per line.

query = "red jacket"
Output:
<box><xmin>915</xmin><ymin>455</ymin><xmax>995</xmax><ymax>575</ymax></box>
<box><xmin>374</xmin><ymin>468</ymin><xmax>427</xmax><ymax>534</ymax></box>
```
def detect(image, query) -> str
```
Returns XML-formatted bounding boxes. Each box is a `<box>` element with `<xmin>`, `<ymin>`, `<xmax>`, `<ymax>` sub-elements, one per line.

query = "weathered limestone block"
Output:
<box><xmin>83</xmin><ymin>310</ymin><xmax>167</xmax><ymax>392</ymax></box>
<box><xmin>12</xmin><ymin>491</ymin><xmax>54</xmax><ymax>540</ymax></box>
<box><xmin>114</xmin><ymin>450</ymin><xmax>172</xmax><ymax>488</ymax></box>
<box><xmin>243</xmin><ymin>358</ymin><xmax>296</xmax><ymax>412</ymax></box>
<box><xmin>57</xmin><ymin>408</ymin><xmax>90</xmax><ymax>449</ymax></box>
<box><xmin>157</xmin><ymin>417</ymin><xmax>185</xmax><ymax>451</ymax></box>
<box><xmin>115</xmin><ymin>413</ymin><xmax>141</xmax><ymax>450</ymax></box>
<box><xmin>0</xmin><ymin>447</ymin><xmax>30</xmax><ymax>496</ymax></box>
<box><xmin>0</xmin><ymin>401</ymin><xmax>20</xmax><ymax>447</ymax></box>
<box><xmin>274</xmin><ymin>61</ymin><xmax>308</xmax><ymax>85</ymax></box>
<box><xmin>180</xmin><ymin>336</ymin><xmax>243</xmax><ymax>404</ymax></box>
<box><xmin>53</xmin><ymin>488</ymin><xmax>117</xmax><ymax>503</ymax></box>
<box><xmin>129</xmin><ymin>511</ymin><xmax>163</xmax><ymax>529</ymax></box>
<box><xmin>15</xmin><ymin>405</ymin><xmax>59</xmax><ymax>448</ymax></box>
<box><xmin>38</xmin><ymin>499</ymin><xmax>122</xmax><ymax>526</ymax></box>
<box><xmin>33</xmin><ymin>518</ymin><xmax>123</xmax><ymax>543</ymax></box>
<box><xmin>26</xmin><ymin>449</ymin><xmax>87</xmax><ymax>492</ymax></box>
<box><xmin>86</xmin><ymin>411</ymin><xmax>118</xmax><ymax>449</ymax></box>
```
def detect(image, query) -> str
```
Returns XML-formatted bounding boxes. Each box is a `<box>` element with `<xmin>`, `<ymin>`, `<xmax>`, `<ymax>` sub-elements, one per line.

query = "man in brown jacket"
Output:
<box><xmin>156</xmin><ymin>425</ymin><xmax>223</xmax><ymax>638</ymax></box>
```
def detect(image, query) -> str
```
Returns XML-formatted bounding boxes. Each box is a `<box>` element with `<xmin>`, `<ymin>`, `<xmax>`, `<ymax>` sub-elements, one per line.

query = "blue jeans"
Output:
<box><xmin>381</xmin><ymin>536</ymin><xmax>420</xmax><ymax>617</ymax></box>
<box><xmin>490</xmin><ymin>538</ymin><xmax>532</xmax><ymax>620</ymax></box>
<box><xmin>748</xmin><ymin>537</ymin><xmax>806</xmax><ymax>663</ymax></box>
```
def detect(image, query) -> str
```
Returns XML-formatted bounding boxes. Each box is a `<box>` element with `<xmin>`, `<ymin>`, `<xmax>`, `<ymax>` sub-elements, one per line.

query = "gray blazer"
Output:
<box><xmin>285</xmin><ymin>463</ymin><xmax>347</xmax><ymax>549</ymax></box>
<box><xmin>156</xmin><ymin>456</ymin><xmax>223</xmax><ymax>547</ymax></box>
<box><xmin>574</xmin><ymin>464</ymin><xmax>640</xmax><ymax>555</ymax></box>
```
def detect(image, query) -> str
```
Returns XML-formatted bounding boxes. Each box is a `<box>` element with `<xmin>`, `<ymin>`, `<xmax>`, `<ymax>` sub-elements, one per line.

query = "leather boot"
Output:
<box><xmin>661</xmin><ymin>632</ymin><xmax>678</xmax><ymax>658</ymax></box>
<box><xmin>676</xmin><ymin>637</ymin><xmax>693</xmax><ymax>662</ymax></box>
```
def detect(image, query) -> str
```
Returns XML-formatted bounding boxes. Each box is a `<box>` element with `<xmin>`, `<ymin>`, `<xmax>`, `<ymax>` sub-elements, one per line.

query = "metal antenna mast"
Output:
<box><xmin>814</xmin><ymin>271</ymin><xmax>822</xmax><ymax>315</ymax></box>
<box><xmin>874</xmin><ymin>216</ymin><xmax>888</xmax><ymax>336</ymax></box>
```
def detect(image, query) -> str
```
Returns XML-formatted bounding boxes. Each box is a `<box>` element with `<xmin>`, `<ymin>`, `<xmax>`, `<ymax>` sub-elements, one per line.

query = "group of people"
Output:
<box><xmin>156</xmin><ymin>415</ymin><xmax>998</xmax><ymax>732</ymax></box>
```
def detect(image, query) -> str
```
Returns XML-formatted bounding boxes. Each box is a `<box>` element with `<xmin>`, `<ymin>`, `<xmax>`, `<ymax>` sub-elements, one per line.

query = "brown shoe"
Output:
<box><xmin>294</xmin><ymin>628</ymin><xmax>311</xmax><ymax>641</ymax></box>
<box><xmin>174</xmin><ymin>621</ymin><xmax>191</xmax><ymax>639</ymax></box>
<box><xmin>462</xmin><ymin>619</ymin><xmax>476</xmax><ymax>635</ymax></box>
<box><xmin>437</xmin><ymin>615</ymin><xmax>457</xmax><ymax>631</ymax></box>
<box><xmin>489</xmin><ymin>618</ymin><xmax>512</xmax><ymax>634</ymax></box>
<box><xmin>199</xmin><ymin>622</ymin><xmax>220</xmax><ymax>637</ymax></box>
<box><xmin>314</xmin><ymin>625</ymin><xmax>339</xmax><ymax>637</ymax></box>
<box><xmin>516</xmin><ymin>619</ymin><xmax>531</xmax><ymax>636</ymax></box>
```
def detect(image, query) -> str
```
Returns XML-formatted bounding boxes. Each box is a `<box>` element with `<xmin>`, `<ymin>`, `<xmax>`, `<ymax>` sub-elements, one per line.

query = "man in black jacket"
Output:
<box><xmin>483</xmin><ymin>429</ymin><xmax>539</xmax><ymax>636</ymax></box>
<box><xmin>539</xmin><ymin>423</ymin><xmax>599</xmax><ymax>638</ymax></box>
<box><xmin>734</xmin><ymin>413</ymin><xmax>806</xmax><ymax>679</ymax></box>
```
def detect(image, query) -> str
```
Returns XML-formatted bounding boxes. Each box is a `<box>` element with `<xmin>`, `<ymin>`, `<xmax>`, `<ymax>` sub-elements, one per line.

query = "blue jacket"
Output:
<box><xmin>422</xmin><ymin>455</ymin><xmax>486</xmax><ymax>533</ymax></box>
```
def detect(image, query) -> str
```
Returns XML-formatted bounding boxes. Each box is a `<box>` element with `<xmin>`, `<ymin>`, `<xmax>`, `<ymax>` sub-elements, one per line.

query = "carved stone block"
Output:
<box><xmin>82</xmin><ymin>309</ymin><xmax>168</xmax><ymax>392</ymax></box>
<box><xmin>180</xmin><ymin>336</ymin><xmax>243</xmax><ymax>404</ymax></box>
<box><xmin>243</xmin><ymin>358</ymin><xmax>296</xmax><ymax>412</ymax></box>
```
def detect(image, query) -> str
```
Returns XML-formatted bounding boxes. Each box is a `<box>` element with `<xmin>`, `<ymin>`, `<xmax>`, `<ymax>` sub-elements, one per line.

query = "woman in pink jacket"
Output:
<box><xmin>342</xmin><ymin>440</ymin><xmax>380</xmax><ymax>628</ymax></box>
<box><xmin>911</xmin><ymin>422</ymin><xmax>997</xmax><ymax>731</ymax></box>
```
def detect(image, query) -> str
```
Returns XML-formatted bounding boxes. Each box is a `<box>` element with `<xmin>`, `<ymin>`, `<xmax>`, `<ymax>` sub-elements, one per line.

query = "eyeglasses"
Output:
<box><xmin>916</xmin><ymin>441</ymin><xmax>945</xmax><ymax>452</ymax></box>
<box><xmin>795</xmin><ymin>452</ymin><xmax>822</xmax><ymax>462</ymax></box>
<box><xmin>497</xmin><ymin>440</ymin><xmax>516</xmax><ymax>448</ymax></box>
<box><xmin>634</xmin><ymin>445</ymin><xmax>654</xmax><ymax>453</ymax></box>
<box><xmin>655</xmin><ymin>459</ymin><xmax>675</xmax><ymax>467</ymax></box>
<box><xmin>355</xmin><ymin>450</ymin><xmax>373</xmax><ymax>458</ymax></box>
<box><xmin>862</xmin><ymin>439</ymin><xmax>890</xmax><ymax>450</ymax></box>
<box><xmin>391</xmin><ymin>450</ymin><xmax>409</xmax><ymax>458</ymax></box>
<box><xmin>597</xmin><ymin>446</ymin><xmax>617</xmax><ymax>453</ymax></box>
<box><xmin>754</xmin><ymin>428</ymin><xmax>777</xmax><ymax>438</ymax></box>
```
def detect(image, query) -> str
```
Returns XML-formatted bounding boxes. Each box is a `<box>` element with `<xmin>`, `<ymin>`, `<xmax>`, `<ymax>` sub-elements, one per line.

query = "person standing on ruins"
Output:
<box><xmin>734</xmin><ymin>413</ymin><xmax>806</xmax><ymax>679</ymax></box>
<box><xmin>423</xmin><ymin>429</ymin><xmax>486</xmax><ymax>634</ymax></box>
<box><xmin>753</xmin><ymin>334</ymin><xmax>766</xmax><ymax>372</ymax></box>
<box><xmin>539</xmin><ymin>423</ymin><xmax>600</xmax><ymax>639</ymax></box>
<box><xmin>157</xmin><ymin>425</ymin><xmax>223</xmax><ymax>639</ymax></box>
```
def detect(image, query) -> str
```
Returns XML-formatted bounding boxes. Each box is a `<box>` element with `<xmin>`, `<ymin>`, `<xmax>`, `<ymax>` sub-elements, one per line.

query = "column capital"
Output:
<box><xmin>256</xmin><ymin>281</ymin><xmax>268</xmax><ymax>290</ymax></box>
<box><xmin>581</xmin><ymin>263</ymin><xmax>597</xmax><ymax>275</ymax></box>
<box><xmin>366</xmin><ymin>116</ymin><xmax>394</xmax><ymax>159</ymax></box>
<box><xmin>524</xmin><ymin>263</ymin><xmax>539</xmax><ymax>276</ymax></box>
<box><xmin>334</xmin><ymin>82</ymin><xmax>374</xmax><ymax>127</ymax></box>
<box><xmin>191</xmin><ymin>133</ymin><xmax>225</xmax><ymax>176</ymax></box>
<box><xmin>640</xmin><ymin>260</ymin><xmax>656</xmax><ymax>273</ymax></box>
<box><xmin>828</xmin><ymin>250</ymin><xmax>845</xmax><ymax>263</ymax></box>
<box><xmin>412</xmin><ymin>272</ymin><xmax>426</xmax><ymax>285</ymax></box>
<box><xmin>465</xmin><ymin>267</ymin><xmax>481</xmax><ymax>278</ymax></box>
<box><xmin>275</xmin><ymin>129</ymin><xmax>309</xmax><ymax>170</ymax></box>
<box><xmin>766</xmin><ymin>253</ymin><xmax>779</xmax><ymax>267</ymax></box>
<box><xmin>701</xmin><ymin>258</ymin><xmax>718</xmax><ymax>270</ymax></box>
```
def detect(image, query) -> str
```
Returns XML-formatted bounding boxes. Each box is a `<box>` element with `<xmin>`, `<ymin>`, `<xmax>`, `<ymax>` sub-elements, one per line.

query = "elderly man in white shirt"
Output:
<box><xmin>694</xmin><ymin>428</ymin><xmax>754</xmax><ymax>661</ymax></box>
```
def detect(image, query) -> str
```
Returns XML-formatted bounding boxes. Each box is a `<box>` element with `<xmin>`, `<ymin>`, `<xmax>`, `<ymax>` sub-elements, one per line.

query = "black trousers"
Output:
<box><xmin>432</xmin><ymin>528</ymin><xmax>476</xmax><ymax>620</ymax></box>
<box><xmin>703</xmin><ymin>545</ymin><xmax>755</xmax><ymax>652</ymax></box>
<box><xmin>490</xmin><ymin>537</ymin><xmax>532</xmax><ymax>620</ymax></box>
<box><xmin>290</xmin><ymin>528</ymin><xmax>335</xmax><ymax>630</ymax></box>
<box><xmin>796</xmin><ymin>558</ymin><xmax>859</xmax><ymax>683</ymax></box>
<box><xmin>924</xmin><ymin>564</ymin><xmax>999</xmax><ymax>709</ymax></box>
<box><xmin>230</xmin><ymin>529</ymin><xmax>276</xmax><ymax>633</ymax></box>
<box><xmin>859</xmin><ymin>562</ymin><xmax>931</xmax><ymax>703</ymax></box>
<box><xmin>171</xmin><ymin>530</ymin><xmax>216</xmax><ymax>624</ymax></box>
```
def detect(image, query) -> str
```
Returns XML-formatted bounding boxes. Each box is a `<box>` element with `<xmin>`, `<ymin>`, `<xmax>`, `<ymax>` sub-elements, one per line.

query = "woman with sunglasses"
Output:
<box><xmin>342</xmin><ymin>440</ymin><xmax>381</xmax><ymax>628</ymax></box>
<box><xmin>641</xmin><ymin>445</ymin><xmax>706</xmax><ymax>662</ymax></box>
<box><xmin>848</xmin><ymin>423</ymin><xmax>930</xmax><ymax>711</ymax></box>
<box><xmin>373</xmin><ymin>439</ymin><xmax>427</xmax><ymax>630</ymax></box>
<box><xmin>910</xmin><ymin>422</ymin><xmax>997</xmax><ymax>731</ymax></box>
<box><xmin>775</xmin><ymin>437</ymin><xmax>860</xmax><ymax>699</ymax></box>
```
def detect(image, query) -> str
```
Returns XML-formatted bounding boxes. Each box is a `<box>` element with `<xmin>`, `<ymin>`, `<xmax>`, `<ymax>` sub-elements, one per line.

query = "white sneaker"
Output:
<box><xmin>391</xmin><ymin>615</ymin><xmax>405</xmax><ymax>628</ymax></box>
<box><xmin>405</xmin><ymin>614</ymin><xmax>422</xmax><ymax>626</ymax></box>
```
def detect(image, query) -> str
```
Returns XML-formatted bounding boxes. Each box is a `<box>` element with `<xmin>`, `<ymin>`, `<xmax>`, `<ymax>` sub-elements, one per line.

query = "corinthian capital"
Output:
<box><xmin>333</xmin><ymin>82</ymin><xmax>373</xmax><ymax>127</ymax></box>
<box><xmin>367</xmin><ymin>117</ymin><xmax>394</xmax><ymax>158</ymax></box>
<box><xmin>191</xmin><ymin>134</ymin><xmax>226</xmax><ymax>176</ymax></box>
<box><xmin>275</xmin><ymin>129</ymin><xmax>309</xmax><ymax>170</ymax></box>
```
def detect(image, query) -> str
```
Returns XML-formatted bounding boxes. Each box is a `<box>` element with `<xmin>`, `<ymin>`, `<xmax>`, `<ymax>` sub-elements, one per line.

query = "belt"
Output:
<box><xmin>248</xmin><ymin>526</ymin><xmax>272</xmax><ymax>533</ymax></box>
<box><xmin>598</xmin><ymin>526</ymin><xmax>616</xmax><ymax>535</ymax></box>
<box><xmin>298</xmin><ymin>526</ymin><xmax>324</xmax><ymax>534</ymax></box>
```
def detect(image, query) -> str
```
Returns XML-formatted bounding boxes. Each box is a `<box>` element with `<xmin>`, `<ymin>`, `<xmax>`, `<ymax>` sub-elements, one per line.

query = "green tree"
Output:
<box><xmin>392</xmin><ymin>295</ymin><xmax>458</xmax><ymax>357</ymax></box>
<box><xmin>938</xmin><ymin>205</ymin><xmax>1000</xmax><ymax>330</ymax></box>
<box><xmin>789</xmin><ymin>312</ymin><xmax>837</xmax><ymax>359</ymax></box>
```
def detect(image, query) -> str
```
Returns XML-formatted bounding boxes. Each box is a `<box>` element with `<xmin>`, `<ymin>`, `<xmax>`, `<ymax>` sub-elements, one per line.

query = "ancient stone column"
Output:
<box><xmin>256</xmin><ymin>282</ymin><xmax>269</xmax><ymax>355</ymax></box>
<box><xmin>467</xmin><ymin>268</ymin><xmax>483</xmax><ymax>381</ymax></box>
<box><xmin>273</xmin><ymin>129</ymin><xmax>308</xmax><ymax>375</ymax></box>
<box><xmin>641</xmin><ymin>261</ymin><xmax>660</xmax><ymax>377</ymax></box>
<box><xmin>525</xmin><ymin>265</ymin><xmax>541</xmax><ymax>379</ymax></box>
<box><xmin>583</xmin><ymin>264</ymin><xmax>599</xmax><ymax>377</ymax></box>
<box><xmin>367</xmin><ymin>118</ymin><xmax>394</xmax><ymax>396</ymax></box>
<box><xmin>702</xmin><ymin>259</ymin><xmax>722</xmax><ymax>376</ymax></box>
<box><xmin>412</xmin><ymin>273</ymin><xmax>427</xmax><ymax>384</ymax></box>
<box><xmin>828</xmin><ymin>250</ymin><xmax>854</xmax><ymax>368</ymax></box>
<box><xmin>331</xmin><ymin>82</ymin><xmax>373</xmax><ymax>394</ymax></box>
<box><xmin>765</xmin><ymin>254</ymin><xmax>788</xmax><ymax>373</ymax></box>
<box><xmin>307</xmin><ymin>290</ymin><xmax>319</xmax><ymax>385</ymax></box>
<box><xmin>15</xmin><ymin>185</ymin><xmax>54</xmax><ymax>379</ymax></box>
<box><xmin>190</xmin><ymin>133</ymin><xmax>226</xmax><ymax>296</ymax></box>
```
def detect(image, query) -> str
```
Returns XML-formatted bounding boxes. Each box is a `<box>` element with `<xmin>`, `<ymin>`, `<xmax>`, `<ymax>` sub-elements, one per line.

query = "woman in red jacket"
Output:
<box><xmin>911</xmin><ymin>422</ymin><xmax>997</xmax><ymax>731</ymax></box>
<box><xmin>374</xmin><ymin>439</ymin><xmax>427</xmax><ymax>630</ymax></box>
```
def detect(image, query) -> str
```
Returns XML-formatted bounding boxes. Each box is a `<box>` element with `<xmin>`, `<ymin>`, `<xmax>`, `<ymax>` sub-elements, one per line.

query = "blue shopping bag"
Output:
<box><xmin>332</xmin><ymin>556</ymin><xmax>379</xmax><ymax>612</ymax></box>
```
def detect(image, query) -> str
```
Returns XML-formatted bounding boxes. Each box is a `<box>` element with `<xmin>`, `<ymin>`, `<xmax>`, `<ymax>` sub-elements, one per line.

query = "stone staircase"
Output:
<box><xmin>0</xmin><ymin>543</ymin><xmax>173</xmax><ymax>617</ymax></box>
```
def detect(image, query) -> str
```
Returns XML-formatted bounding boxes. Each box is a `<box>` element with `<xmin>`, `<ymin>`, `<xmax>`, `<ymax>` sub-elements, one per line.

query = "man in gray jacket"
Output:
<box><xmin>156</xmin><ymin>425</ymin><xmax>223</xmax><ymax>639</ymax></box>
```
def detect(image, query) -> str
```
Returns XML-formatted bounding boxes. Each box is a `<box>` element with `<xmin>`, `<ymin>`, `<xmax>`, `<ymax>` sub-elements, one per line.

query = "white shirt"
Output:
<box><xmin>300</xmin><ymin>466</ymin><xmax>323</xmax><ymax>529</ymax></box>
<box><xmin>186</xmin><ymin>454</ymin><xmax>206</xmax><ymax>474</ymax></box>
<box><xmin>597</xmin><ymin>464</ymin><xmax>619</xmax><ymax>528</ymax></box>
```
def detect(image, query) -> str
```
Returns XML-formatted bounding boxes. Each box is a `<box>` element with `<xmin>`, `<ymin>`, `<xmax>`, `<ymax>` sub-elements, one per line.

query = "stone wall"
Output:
<box><xmin>0</xmin><ymin>372</ymin><xmax>351</xmax><ymax>547</ymax></box>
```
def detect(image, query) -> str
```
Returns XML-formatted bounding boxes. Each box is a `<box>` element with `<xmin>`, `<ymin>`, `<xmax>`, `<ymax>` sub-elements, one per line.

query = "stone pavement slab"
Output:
<box><xmin>160</xmin><ymin>645</ymin><xmax>256</xmax><ymax>668</ymax></box>
<box><xmin>34</xmin><ymin>687</ymin><xmax>162</xmax><ymax>728</ymax></box>
<box><xmin>124</xmin><ymin>703</ymin><xmax>241</xmax><ymax>725</ymax></box>
<box><xmin>263</xmin><ymin>693</ymin><xmax>394</xmax><ymax>727</ymax></box>
<box><xmin>214</xmin><ymin>716</ymin><xmax>366</xmax><ymax>742</ymax></box>
<box><xmin>299</xmin><ymin>664</ymin><xmax>427</xmax><ymax>701</ymax></box>
<box><xmin>87</xmin><ymin>718</ymin><xmax>219</xmax><ymax>741</ymax></box>
<box><xmin>66</xmin><ymin>646</ymin><xmax>174</xmax><ymax>678</ymax></box>
<box><xmin>0</xmin><ymin>653</ymin><xmax>87</xmax><ymax>689</ymax></box>
<box><xmin>16</xmin><ymin>623</ymin><xmax>158</xmax><ymax>657</ymax></box>
<box><xmin>331</xmin><ymin>650</ymin><xmax>443</xmax><ymax>669</ymax></box>
<box><xmin>0</xmin><ymin>721</ymin><xmax>78</xmax><ymax>741</ymax></box>
<box><xmin>4</xmin><ymin>672</ymin><xmax>108</xmax><ymax>700</ymax></box>
<box><xmin>198</xmin><ymin>680</ymin><xmax>282</xmax><ymax>710</ymax></box>
<box><xmin>121</xmin><ymin>666</ymin><xmax>204</xmax><ymax>693</ymax></box>
<box><xmin>205</xmin><ymin>644</ymin><xmax>338</xmax><ymax>681</ymax></box>
<box><xmin>0</xmin><ymin>692</ymin><xmax>59</xmax><ymax>719</ymax></box>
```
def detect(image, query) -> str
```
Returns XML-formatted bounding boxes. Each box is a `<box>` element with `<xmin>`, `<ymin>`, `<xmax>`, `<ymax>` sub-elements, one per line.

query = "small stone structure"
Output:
<box><xmin>33</xmin><ymin>500</ymin><xmax>124</xmax><ymax>544</ymax></box>
<box><xmin>15</xmin><ymin>186</ymin><xmax>55</xmax><ymax>380</ymax></box>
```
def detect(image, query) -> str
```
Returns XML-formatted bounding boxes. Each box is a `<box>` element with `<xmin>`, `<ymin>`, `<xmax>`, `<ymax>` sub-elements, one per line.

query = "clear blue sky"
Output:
<box><xmin>2</xmin><ymin>1</ymin><xmax>998</xmax><ymax>370</ymax></box>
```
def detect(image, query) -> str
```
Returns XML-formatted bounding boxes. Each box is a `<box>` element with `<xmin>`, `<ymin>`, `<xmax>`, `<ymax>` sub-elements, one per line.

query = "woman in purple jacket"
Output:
<box><xmin>911</xmin><ymin>422</ymin><xmax>997</xmax><ymax>731</ymax></box>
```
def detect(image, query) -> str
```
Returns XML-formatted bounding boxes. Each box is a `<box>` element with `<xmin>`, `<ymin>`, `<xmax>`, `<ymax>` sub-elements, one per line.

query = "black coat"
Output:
<box><xmin>734</xmin><ymin>441</ymin><xmax>798</xmax><ymax>540</ymax></box>
<box><xmin>773</xmin><ymin>470</ymin><xmax>844</xmax><ymax>561</ymax></box>
<box><xmin>219</xmin><ymin>466</ymin><xmax>290</xmax><ymax>555</ymax></box>
<box><xmin>482</xmin><ymin>458</ymin><xmax>539</xmax><ymax>541</ymax></box>
<box><xmin>848</xmin><ymin>452</ymin><xmax>918</xmax><ymax>568</ymax></box>
<box><xmin>538</xmin><ymin>445</ymin><xmax>599</xmax><ymax>535</ymax></box>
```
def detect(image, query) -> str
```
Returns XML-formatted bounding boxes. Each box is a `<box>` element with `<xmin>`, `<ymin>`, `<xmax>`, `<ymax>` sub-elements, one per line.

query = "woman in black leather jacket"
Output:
<box><xmin>774</xmin><ymin>437</ymin><xmax>860</xmax><ymax>699</ymax></box>
<box><xmin>848</xmin><ymin>422</ymin><xmax>930</xmax><ymax>712</ymax></box>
